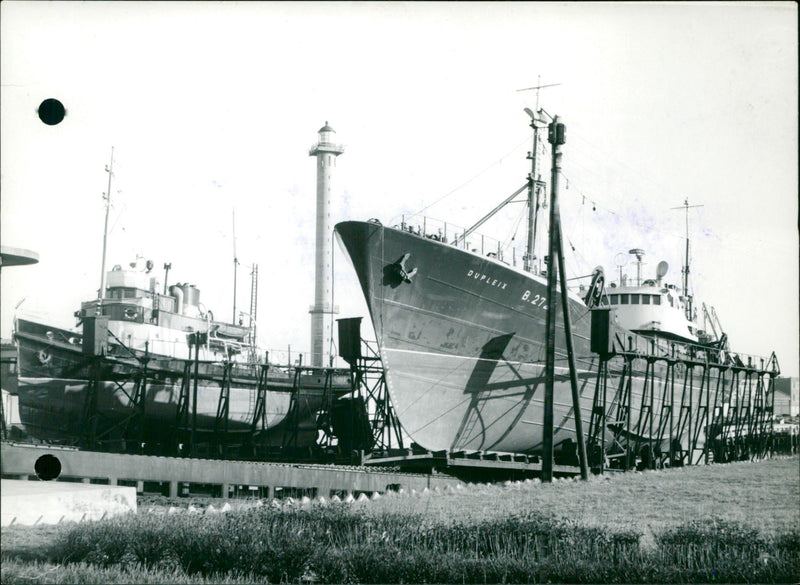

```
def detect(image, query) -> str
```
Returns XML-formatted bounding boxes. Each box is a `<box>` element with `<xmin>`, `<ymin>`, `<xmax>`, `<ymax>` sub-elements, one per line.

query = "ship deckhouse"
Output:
<box><xmin>603</xmin><ymin>249</ymin><xmax>698</xmax><ymax>343</ymax></box>
<box><xmin>77</xmin><ymin>260</ymin><xmax>250</xmax><ymax>359</ymax></box>
<box><xmin>605</xmin><ymin>282</ymin><xmax>698</xmax><ymax>342</ymax></box>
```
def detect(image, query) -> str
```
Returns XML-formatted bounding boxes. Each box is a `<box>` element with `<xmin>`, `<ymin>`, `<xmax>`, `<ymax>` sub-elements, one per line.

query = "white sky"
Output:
<box><xmin>1</xmin><ymin>2</ymin><xmax>797</xmax><ymax>376</ymax></box>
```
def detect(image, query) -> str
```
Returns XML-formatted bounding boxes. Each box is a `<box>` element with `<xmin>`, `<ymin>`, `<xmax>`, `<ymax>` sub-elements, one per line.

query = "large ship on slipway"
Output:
<box><xmin>14</xmin><ymin>150</ymin><xmax>351</xmax><ymax>452</ymax></box>
<box><xmin>335</xmin><ymin>109</ymin><xmax>762</xmax><ymax>460</ymax></box>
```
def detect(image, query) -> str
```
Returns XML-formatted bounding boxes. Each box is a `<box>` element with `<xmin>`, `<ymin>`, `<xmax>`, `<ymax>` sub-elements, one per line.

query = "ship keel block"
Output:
<box><xmin>1</xmin><ymin>479</ymin><xmax>136</xmax><ymax>526</ymax></box>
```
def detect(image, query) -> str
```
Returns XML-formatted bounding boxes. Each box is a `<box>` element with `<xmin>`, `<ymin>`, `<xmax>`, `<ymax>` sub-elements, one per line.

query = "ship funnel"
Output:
<box><xmin>169</xmin><ymin>285</ymin><xmax>185</xmax><ymax>315</ymax></box>
<box><xmin>182</xmin><ymin>284</ymin><xmax>201</xmax><ymax>308</ymax></box>
<box><xmin>180</xmin><ymin>284</ymin><xmax>201</xmax><ymax>318</ymax></box>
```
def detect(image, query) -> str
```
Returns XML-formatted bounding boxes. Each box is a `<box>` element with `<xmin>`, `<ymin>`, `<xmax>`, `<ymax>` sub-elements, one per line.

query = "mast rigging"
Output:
<box><xmin>519</xmin><ymin>80</ymin><xmax>560</xmax><ymax>272</ymax></box>
<box><xmin>458</xmin><ymin>80</ymin><xmax>561</xmax><ymax>268</ymax></box>
<box><xmin>518</xmin><ymin>79</ymin><xmax>560</xmax><ymax>272</ymax></box>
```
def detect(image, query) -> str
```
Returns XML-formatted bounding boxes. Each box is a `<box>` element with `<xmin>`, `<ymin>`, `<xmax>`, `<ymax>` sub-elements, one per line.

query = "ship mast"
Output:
<box><xmin>456</xmin><ymin>81</ymin><xmax>558</xmax><ymax>266</ymax></box>
<box><xmin>518</xmin><ymin>80</ymin><xmax>559</xmax><ymax>273</ymax></box>
<box><xmin>232</xmin><ymin>208</ymin><xmax>239</xmax><ymax>323</ymax></box>
<box><xmin>98</xmin><ymin>147</ymin><xmax>114</xmax><ymax>300</ymax></box>
<box><xmin>672</xmin><ymin>199</ymin><xmax>703</xmax><ymax>321</ymax></box>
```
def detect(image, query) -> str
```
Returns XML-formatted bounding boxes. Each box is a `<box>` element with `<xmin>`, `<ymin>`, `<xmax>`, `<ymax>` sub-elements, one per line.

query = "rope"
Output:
<box><xmin>413</xmin><ymin>135</ymin><xmax>531</xmax><ymax>217</ymax></box>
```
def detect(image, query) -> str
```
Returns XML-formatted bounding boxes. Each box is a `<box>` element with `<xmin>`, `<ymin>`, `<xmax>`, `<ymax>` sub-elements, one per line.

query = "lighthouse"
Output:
<box><xmin>308</xmin><ymin>122</ymin><xmax>344</xmax><ymax>367</ymax></box>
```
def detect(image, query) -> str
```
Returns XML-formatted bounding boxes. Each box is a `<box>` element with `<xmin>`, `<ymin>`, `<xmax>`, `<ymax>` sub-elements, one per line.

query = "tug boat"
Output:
<box><xmin>14</xmin><ymin>147</ymin><xmax>353</xmax><ymax>453</ymax></box>
<box><xmin>14</xmin><ymin>259</ymin><xmax>351</xmax><ymax>452</ymax></box>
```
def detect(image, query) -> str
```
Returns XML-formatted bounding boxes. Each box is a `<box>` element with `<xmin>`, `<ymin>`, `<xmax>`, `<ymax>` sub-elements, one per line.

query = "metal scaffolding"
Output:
<box><xmin>33</xmin><ymin>311</ymin><xmax>784</xmax><ymax>474</ymax></box>
<box><xmin>337</xmin><ymin>317</ymin><xmax>405</xmax><ymax>458</ymax></box>
<box><xmin>587</xmin><ymin>309</ymin><xmax>779</xmax><ymax>473</ymax></box>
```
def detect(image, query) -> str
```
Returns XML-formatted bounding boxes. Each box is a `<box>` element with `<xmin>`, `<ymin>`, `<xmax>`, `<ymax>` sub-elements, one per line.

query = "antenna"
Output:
<box><xmin>671</xmin><ymin>199</ymin><xmax>703</xmax><ymax>320</ymax></box>
<box><xmin>98</xmin><ymin>147</ymin><xmax>115</xmax><ymax>301</ymax></box>
<box><xmin>614</xmin><ymin>252</ymin><xmax>627</xmax><ymax>285</ymax></box>
<box><xmin>232</xmin><ymin>208</ymin><xmax>239</xmax><ymax>323</ymax></box>
<box><xmin>163</xmin><ymin>262</ymin><xmax>172</xmax><ymax>294</ymax></box>
<box><xmin>516</xmin><ymin>82</ymin><xmax>562</xmax><ymax>93</ymax></box>
<box><xmin>518</xmin><ymin>78</ymin><xmax>561</xmax><ymax>273</ymax></box>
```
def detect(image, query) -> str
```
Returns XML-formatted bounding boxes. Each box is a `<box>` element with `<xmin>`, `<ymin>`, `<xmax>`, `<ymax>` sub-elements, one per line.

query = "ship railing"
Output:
<box><xmin>396</xmin><ymin>214</ymin><xmax>524</xmax><ymax>267</ymax></box>
<box><xmin>618</xmin><ymin>332</ymin><xmax>780</xmax><ymax>374</ymax></box>
<box><xmin>101</xmin><ymin>331</ymin><xmax>349</xmax><ymax>378</ymax></box>
<box><xmin>13</xmin><ymin>311</ymin><xmax>84</xmax><ymax>347</ymax></box>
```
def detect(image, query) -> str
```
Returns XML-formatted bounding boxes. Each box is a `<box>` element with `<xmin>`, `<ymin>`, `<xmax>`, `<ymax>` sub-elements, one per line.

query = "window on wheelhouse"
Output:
<box><xmin>642</xmin><ymin>295</ymin><xmax>651</xmax><ymax>305</ymax></box>
<box><xmin>610</xmin><ymin>294</ymin><xmax>619</xmax><ymax>304</ymax></box>
<box><xmin>653</xmin><ymin>296</ymin><xmax>661</xmax><ymax>305</ymax></box>
<box><xmin>631</xmin><ymin>294</ymin><xmax>640</xmax><ymax>304</ymax></box>
<box><xmin>620</xmin><ymin>294</ymin><xmax>630</xmax><ymax>305</ymax></box>
<box><xmin>109</xmin><ymin>287</ymin><xmax>141</xmax><ymax>299</ymax></box>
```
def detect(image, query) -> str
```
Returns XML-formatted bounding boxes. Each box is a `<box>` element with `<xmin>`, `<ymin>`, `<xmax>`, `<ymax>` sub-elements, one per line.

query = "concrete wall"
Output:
<box><xmin>1</xmin><ymin>479</ymin><xmax>136</xmax><ymax>526</ymax></box>
<box><xmin>1</xmin><ymin>443</ymin><xmax>463</xmax><ymax>502</ymax></box>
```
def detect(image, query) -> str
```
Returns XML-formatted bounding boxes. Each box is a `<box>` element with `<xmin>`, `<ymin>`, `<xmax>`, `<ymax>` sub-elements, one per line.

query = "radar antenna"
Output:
<box><xmin>628</xmin><ymin>248</ymin><xmax>646</xmax><ymax>286</ymax></box>
<box><xmin>656</xmin><ymin>260</ymin><xmax>669</xmax><ymax>284</ymax></box>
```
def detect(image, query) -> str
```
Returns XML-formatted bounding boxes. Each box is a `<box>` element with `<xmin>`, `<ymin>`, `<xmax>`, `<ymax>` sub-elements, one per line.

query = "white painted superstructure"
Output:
<box><xmin>605</xmin><ymin>283</ymin><xmax>698</xmax><ymax>342</ymax></box>
<box><xmin>79</xmin><ymin>264</ymin><xmax>251</xmax><ymax>360</ymax></box>
<box><xmin>602</xmin><ymin>250</ymin><xmax>701</xmax><ymax>343</ymax></box>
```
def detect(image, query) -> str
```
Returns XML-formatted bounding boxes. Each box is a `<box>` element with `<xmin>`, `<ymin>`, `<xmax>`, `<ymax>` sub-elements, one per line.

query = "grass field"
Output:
<box><xmin>364</xmin><ymin>456</ymin><xmax>800</xmax><ymax>536</ymax></box>
<box><xmin>2</xmin><ymin>456</ymin><xmax>797</xmax><ymax>584</ymax></box>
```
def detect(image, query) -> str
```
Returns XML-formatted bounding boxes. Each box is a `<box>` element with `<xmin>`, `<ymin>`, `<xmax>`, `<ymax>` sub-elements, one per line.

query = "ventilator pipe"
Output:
<box><xmin>170</xmin><ymin>285</ymin><xmax>184</xmax><ymax>315</ymax></box>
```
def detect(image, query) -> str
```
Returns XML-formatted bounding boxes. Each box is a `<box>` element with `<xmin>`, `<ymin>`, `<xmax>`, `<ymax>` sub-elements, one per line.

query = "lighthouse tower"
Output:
<box><xmin>308</xmin><ymin>122</ymin><xmax>344</xmax><ymax>367</ymax></box>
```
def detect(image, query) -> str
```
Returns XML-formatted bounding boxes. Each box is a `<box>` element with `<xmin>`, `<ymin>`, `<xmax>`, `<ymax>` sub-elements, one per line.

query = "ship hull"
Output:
<box><xmin>335</xmin><ymin>220</ymin><xmax>718</xmax><ymax>455</ymax></box>
<box><xmin>15</xmin><ymin>318</ymin><xmax>349</xmax><ymax>449</ymax></box>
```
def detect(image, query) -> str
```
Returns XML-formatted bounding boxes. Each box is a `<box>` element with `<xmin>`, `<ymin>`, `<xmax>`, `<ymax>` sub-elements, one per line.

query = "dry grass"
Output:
<box><xmin>363</xmin><ymin>455</ymin><xmax>799</xmax><ymax>535</ymax></box>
